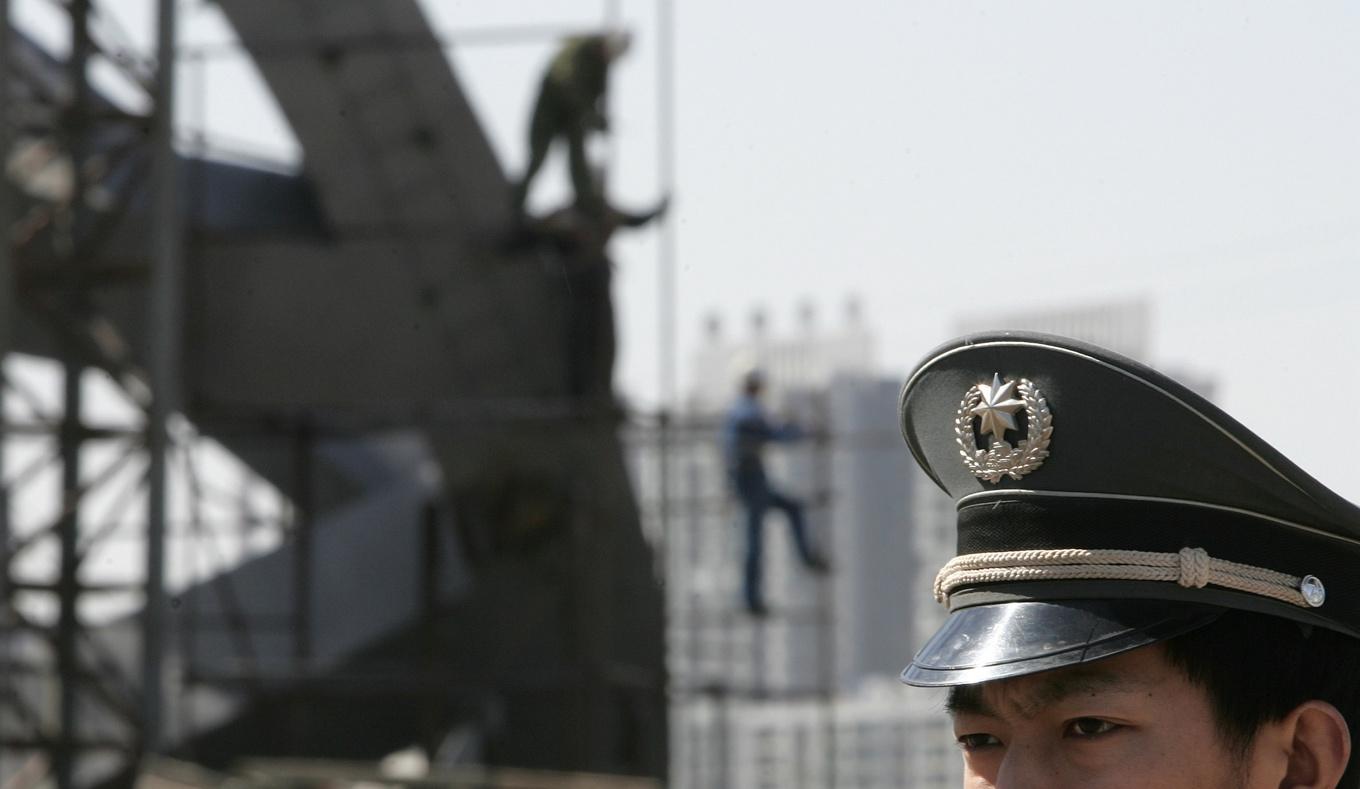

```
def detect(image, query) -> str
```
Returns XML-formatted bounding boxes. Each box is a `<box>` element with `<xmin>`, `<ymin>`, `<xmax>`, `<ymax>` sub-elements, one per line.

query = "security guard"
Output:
<box><xmin>899</xmin><ymin>331</ymin><xmax>1360</xmax><ymax>788</ymax></box>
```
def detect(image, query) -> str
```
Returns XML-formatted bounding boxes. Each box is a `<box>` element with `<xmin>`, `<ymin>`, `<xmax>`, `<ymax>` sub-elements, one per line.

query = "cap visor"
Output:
<box><xmin>901</xmin><ymin>599</ymin><xmax>1223</xmax><ymax>687</ymax></box>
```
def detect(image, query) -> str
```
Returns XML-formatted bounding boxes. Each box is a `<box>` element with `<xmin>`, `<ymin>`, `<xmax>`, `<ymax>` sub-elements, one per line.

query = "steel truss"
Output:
<box><xmin>0</xmin><ymin>2</ymin><xmax>679</xmax><ymax>786</ymax></box>
<box><xmin>0</xmin><ymin>0</ymin><xmax>185</xmax><ymax>785</ymax></box>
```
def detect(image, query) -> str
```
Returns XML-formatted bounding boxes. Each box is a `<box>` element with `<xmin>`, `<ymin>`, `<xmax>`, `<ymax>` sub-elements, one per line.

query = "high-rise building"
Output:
<box><xmin>686</xmin><ymin>301</ymin><xmax>876</xmax><ymax>414</ymax></box>
<box><xmin>952</xmin><ymin>299</ymin><xmax>1151</xmax><ymax>360</ymax></box>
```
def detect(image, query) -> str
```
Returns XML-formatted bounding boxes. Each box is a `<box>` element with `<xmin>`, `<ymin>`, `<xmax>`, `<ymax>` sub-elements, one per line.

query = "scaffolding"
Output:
<box><xmin>623</xmin><ymin>333</ymin><xmax>934</xmax><ymax>789</ymax></box>
<box><xmin>0</xmin><ymin>1</ymin><xmax>176</xmax><ymax>785</ymax></box>
<box><xmin>0</xmin><ymin>5</ymin><xmax>935</xmax><ymax>782</ymax></box>
<box><xmin>0</xmin><ymin>1</ymin><xmax>677</xmax><ymax>787</ymax></box>
<box><xmin>629</xmin><ymin>407</ymin><xmax>842</xmax><ymax>789</ymax></box>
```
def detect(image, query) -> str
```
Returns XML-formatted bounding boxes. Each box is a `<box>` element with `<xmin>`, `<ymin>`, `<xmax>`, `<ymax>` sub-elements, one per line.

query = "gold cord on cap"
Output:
<box><xmin>934</xmin><ymin>547</ymin><xmax>1318</xmax><ymax>609</ymax></box>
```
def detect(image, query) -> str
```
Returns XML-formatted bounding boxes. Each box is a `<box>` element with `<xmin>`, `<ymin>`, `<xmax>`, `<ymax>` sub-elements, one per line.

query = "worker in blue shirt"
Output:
<box><xmin>723</xmin><ymin>369</ymin><xmax>829</xmax><ymax>616</ymax></box>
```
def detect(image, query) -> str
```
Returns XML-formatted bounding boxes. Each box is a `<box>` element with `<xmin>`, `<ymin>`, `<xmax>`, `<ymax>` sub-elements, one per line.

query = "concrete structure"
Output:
<box><xmin>1</xmin><ymin>3</ymin><xmax>666</xmax><ymax>785</ymax></box>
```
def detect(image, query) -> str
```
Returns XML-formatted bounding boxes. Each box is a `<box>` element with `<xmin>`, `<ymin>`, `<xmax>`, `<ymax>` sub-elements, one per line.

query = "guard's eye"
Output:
<box><xmin>1065</xmin><ymin>718</ymin><xmax>1120</xmax><ymax>738</ymax></box>
<box><xmin>956</xmin><ymin>732</ymin><xmax>1003</xmax><ymax>751</ymax></box>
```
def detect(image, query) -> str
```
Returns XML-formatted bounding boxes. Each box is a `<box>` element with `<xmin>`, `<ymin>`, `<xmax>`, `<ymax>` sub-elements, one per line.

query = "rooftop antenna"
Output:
<box><xmin>845</xmin><ymin>295</ymin><xmax>863</xmax><ymax>327</ymax></box>
<box><xmin>798</xmin><ymin>301</ymin><xmax>816</xmax><ymax>333</ymax></box>
<box><xmin>704</xmin><ymin>312</ymin><xmax>723</xmax><ymax>343</ymax></box>
<box><xmin>749</xmin><ymin>307</ymin><xmax>768</xmax><ymax>338</ymax></box>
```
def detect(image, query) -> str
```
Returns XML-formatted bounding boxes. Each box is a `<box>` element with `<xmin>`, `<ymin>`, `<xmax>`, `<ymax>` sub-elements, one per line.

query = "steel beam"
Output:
<box><xmin>142</xmin><ymin>0</ymin><xmax>181</xmax><ymax>763</ymax></box>
<box><xmin>656</xmin><ymin>0</ymin><xmax>677</xmax><ymax>406</ymax></box>
<box><xmin>0</xmin><ymin>0</ymin><xmax>14</xmax><ymax>782</ymax></box>
<box><xmin>290</xmin><ymin>418</ymin><xmax>314</xmax><ymax>671</ymax></box>
<box><xmin>54</xmin><ymin>2</ymin><xmax>93</xmax><ymax>786</ymax></box>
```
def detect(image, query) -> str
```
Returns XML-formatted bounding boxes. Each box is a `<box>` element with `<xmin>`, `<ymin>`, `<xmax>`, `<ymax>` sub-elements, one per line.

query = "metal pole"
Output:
<box><xmin>656</xmin><ymin>408</ymin><xmax>674</xmax><ymax>761</ymax></box>
<box><xmin>0</xmin><ymin>0</ymin><xmax>10</xmax><ymax>531</ymax></box>
<box><xmin>419</xmin><ymin>500</ymin><xmax>441</xmax><ymax>754</ymax></box>
<box><xmin>600</xmin><ymin>0</ymin><xmax>622</xmax><ymax>186</ymax></box>
<box><xmin>655</xmin><ymin>0</ymin><xmax>677</xmax><ymax>408</ymax></box>
<box><xmin>656</xmin><ymin>0</ymin><xmax>677</xmax><ymax>406</ymax></box>
<box><xmin>55</xmin><ymin>317</ymin><xmax>82</xmax><ymax>789</ymax></box>
<box><xmin>653</xmin><ymin>8</ymin><xmax>679</xmax><ymax>777</ymax></box>
<box><xmin>0</xmin><ymin>1</ymin><xmax>13</xmax><ymax>781</ymax></box>
<box><xmin>604</xmin><ymin>0</ymin><xmax>623</xmax><ymax>27</ymax></box>
<box><xmin>290</xmin><ymin>418</ymin><xmax>314</xmax><ymax>673</ymax></box>
<box><xmin>815</xmin><ymin>410</ymin><xmax>836</xmax><ymax>789</ymax></box>
<box><xmin>55</xmin><ymin>3</ymin><xmax>93</xmax><ymax>784</ymax></box>
<box><xmin>143</xmin><ymin>0</ymin><xmax>181</xmax><ymax>761</ymax></box>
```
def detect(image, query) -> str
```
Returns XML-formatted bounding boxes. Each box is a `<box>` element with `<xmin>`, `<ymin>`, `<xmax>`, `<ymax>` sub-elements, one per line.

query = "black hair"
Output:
<box><xmin>1163</xmin><ymin>610</ymin><xmax>1360</xmax><ymax>788</ymax></box>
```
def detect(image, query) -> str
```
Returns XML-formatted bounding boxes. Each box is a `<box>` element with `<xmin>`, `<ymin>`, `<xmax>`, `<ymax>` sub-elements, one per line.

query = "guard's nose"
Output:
<box><xmin>989</xmin><ymin>744</ymin><xmax>1059</xmax><ymax>789</ymax></box>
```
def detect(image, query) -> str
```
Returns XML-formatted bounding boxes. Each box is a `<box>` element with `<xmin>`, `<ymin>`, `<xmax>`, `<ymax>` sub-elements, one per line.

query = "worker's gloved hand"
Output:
<box><xmin>612</xmin><ymin>196</ymin><xmax>671</xmax><ymax>229</ymax></box>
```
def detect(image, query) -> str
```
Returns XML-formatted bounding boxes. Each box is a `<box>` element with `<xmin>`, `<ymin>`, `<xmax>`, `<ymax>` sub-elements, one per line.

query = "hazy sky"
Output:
<box><xmin>15</xmin><ymin>1</ymin><xmax>1360</xmax><ymax>500</ymax></box>
<box><xmin>446</xmin><ymin>0</ymin><xmax>1360</xmax><ymax>502</ymax></box>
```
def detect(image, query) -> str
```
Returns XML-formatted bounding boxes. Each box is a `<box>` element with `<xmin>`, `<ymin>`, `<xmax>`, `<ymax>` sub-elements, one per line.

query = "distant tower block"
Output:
<box><xmin>794</xmin><ymin>299</ymin><xmax>816</xmax><ymax>329</ymax></box>
<box><xmin>797</xmin><ymin>301</ymin><xmax>816</xmax><ymax>333</ymax></box>
<box><xmin>845</xmin><ymin>295</ymin><xmax>863</xmax><ymax>327</ymax></box>
<box><xmin>749</xmin><ymin>307</ymin><xmax>768</xmax><ymax>337</ymax></box>
<box><xmin>954</xmin><ymin>298</ymin><xmax>1150</xmax><ymax>361</ymax></box>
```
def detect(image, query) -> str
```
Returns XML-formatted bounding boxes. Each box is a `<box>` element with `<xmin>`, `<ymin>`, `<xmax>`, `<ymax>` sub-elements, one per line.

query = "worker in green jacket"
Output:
<box><xmin>511</xmin><ymin>32</ymin><xmax>632</xmax><ymax>218</ymax></box>
<box><xmin>519</xmin><ymin>188</ymin><xmax>668</xmax><ymax>402</ymax></box>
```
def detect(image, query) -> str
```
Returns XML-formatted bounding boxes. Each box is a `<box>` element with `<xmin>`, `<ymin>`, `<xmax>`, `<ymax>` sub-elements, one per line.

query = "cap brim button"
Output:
<box><xmin>1301</xmin><ymin>575</ymin><xmax>1326</xmax><ymax>608</ymax></box>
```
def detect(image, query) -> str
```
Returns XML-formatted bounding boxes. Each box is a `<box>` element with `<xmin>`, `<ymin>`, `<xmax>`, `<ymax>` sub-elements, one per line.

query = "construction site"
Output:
<box><xmin>0</xmin><ymin>0</ymin><xmax>683</xmax><ymax>786</ymax></box>
<box><xmin>0</xmin><ymin>0</ymin><xmax>945</xmax><ymax>787</ymax></box>
<box><xmin>6</xmin><ymin>0</ymin><xmax>1355</xmax><ymax>786</ymax></box>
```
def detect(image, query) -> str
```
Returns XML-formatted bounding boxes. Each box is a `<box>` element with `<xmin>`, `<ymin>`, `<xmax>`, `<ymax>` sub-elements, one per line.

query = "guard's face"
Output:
<box><xmin>947</xmin><ymin>644</ymin><xmax>1258</xmax><ymax>789</ymax></box>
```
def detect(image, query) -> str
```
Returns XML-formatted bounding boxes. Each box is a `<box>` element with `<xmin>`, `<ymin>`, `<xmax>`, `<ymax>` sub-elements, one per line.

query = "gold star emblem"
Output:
<box><xmin>971</xmin><ymin>373</ymin><xmax>1026</xmax><ymax>442</ymax></box>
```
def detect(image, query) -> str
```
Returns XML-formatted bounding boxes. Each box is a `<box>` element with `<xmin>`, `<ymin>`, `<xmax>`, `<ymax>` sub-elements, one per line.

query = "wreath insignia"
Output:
<box><xmin>954</xmin><ymin>373</ymin><xmax>1053</xmax><ymax>483</ymax></box>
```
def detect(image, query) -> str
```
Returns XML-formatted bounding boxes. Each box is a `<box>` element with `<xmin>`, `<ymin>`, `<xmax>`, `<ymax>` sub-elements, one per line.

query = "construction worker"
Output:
<box><xmin>508</xmin><ymin>172</ymin><xmax>668</xmax><ymax>403</ymax></box>
<box><xmin>724</xmin><ymin>369</ymin><xmax>829</xmax><ymax>616</ymax></box>
<box><xmin>898</xmin><ymin>331</ymin><xmax>1360</xmax><ymax>788</ymax></box>
<box><xmin>511</xmin><ymin>32</ymin><xmax>631</xmax><ymax>218</ymax></box>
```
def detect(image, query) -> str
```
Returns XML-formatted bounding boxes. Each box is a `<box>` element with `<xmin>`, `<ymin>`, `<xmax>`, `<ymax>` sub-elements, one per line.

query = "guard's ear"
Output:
<box><xmin>1278</xmin><ymin>700</ymin><xmax>1350</xmax><ymax>789</ymax></box>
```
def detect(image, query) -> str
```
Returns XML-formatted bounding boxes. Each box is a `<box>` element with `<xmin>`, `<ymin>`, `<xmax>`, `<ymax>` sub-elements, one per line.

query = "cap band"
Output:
<box><xmin>935</xmin><ymin>547</ymin><xmax>1317</xmax><ymax>609</ymax></box>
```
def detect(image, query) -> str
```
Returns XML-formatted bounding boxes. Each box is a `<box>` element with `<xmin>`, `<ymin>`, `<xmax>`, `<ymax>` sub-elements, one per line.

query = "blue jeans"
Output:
<box><xmin>735</xmin><ymin>471</ymin><xmax>815</xmax><ymax>610</ymax></box>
